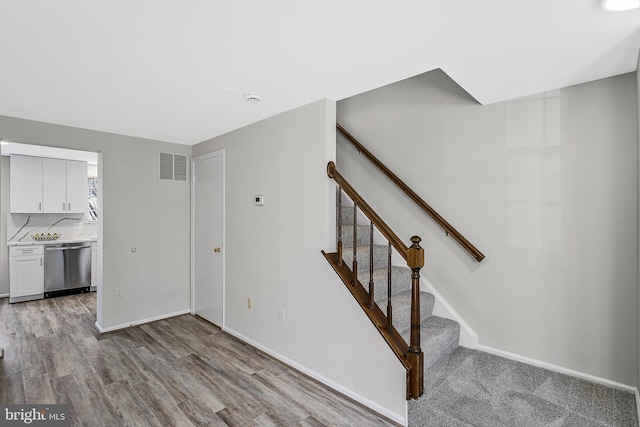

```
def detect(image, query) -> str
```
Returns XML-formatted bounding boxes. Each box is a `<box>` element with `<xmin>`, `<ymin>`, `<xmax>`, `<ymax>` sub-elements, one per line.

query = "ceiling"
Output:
<box><xmin>0</xmin><ymin>1</ymin><xmax>638</xmax><ymax>146</ymax></box>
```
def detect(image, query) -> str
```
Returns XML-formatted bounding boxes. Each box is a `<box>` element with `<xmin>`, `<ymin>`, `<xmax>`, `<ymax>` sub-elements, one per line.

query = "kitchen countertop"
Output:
<box><xmin>7</xmin><ymin>237</ymin><xmax>98</xmax><ymax>247</ymax></box>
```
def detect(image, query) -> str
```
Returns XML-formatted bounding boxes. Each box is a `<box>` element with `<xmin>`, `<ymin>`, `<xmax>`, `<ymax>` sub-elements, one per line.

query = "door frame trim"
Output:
<box><xmin>190</xmin><ymin>149</ymin><xmax>225</xmax><ymax>328</ymax></box>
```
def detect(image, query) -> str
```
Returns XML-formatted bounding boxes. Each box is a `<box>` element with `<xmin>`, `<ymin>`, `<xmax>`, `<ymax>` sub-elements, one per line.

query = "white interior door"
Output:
<box><xmin>192</xmin><ymin>151</ymin><xmax>224</xmax><ymax>326</ymax></box>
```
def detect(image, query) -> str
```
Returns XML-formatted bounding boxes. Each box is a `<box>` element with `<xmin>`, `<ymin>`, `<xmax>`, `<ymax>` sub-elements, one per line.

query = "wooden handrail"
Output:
<box><xmin>337</xmin><ymin>123</ymin><xmax>485</xmax><ymax>262</ymax></box>
<box><xmin>327</xmin><ymin>162</ymin><xmax>408</xmax><ymax>259</ymax></box>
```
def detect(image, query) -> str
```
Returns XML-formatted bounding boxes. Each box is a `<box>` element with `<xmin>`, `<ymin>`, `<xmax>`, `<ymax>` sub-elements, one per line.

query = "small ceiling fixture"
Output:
<box><xmin>244</xmin><ymin>92</ymin><xmax>263</xmax><ymax>104</ymax></box>
<box><xmin>602</xmin><ymin>0</ymin><xmax>639</xmax><ymax>11</ymax></box>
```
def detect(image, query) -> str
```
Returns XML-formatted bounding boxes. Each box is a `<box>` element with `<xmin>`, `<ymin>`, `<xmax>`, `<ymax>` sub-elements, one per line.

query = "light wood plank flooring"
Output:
<box><xmin>0</xmin><ymin>293</ymin><xmax>396</xmax><ymax>426</ymax></box>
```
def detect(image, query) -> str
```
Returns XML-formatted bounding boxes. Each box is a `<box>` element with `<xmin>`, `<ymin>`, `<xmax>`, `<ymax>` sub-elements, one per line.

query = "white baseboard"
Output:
<box><xmin>0</xmin><ymin>293</ymin><xmax>9</xmax><ymax>299</ymax></box>
<box><xmin>420</xmin><ymin>277</ymin><xmax>478</xmax><ymax>349</ymax></box>
<box><xmin>95</xmin><ymin>308</ymin><xmax>191</xmax><ymax>333</ymax></box>
<box><xmin>476</xmin><ymin>344</ymin><xmax>638</xmax><ymax>394</ymax></box>
<box><xmin>223</xmin><ymin>326</ymin><xmax>407</xmax><ymax>427</ymax></box>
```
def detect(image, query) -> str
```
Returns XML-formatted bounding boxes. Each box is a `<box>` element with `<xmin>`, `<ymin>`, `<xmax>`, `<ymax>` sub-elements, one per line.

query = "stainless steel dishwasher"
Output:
<box><xmin>44</xmin><ymin>242</ymin><xmax>92</xmax><ymax>298</ymax></box>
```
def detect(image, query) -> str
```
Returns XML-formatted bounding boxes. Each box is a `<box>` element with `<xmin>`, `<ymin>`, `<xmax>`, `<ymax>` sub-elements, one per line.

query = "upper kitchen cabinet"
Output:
<box><xmin>65</xmin><ymin>160</ymin><xmax>88</xmax><ymax>214</ymax></box>
<box><xmin>42</xmin><ymin>158</ymin><xmax>66</xmax><ymax>213</ymax></box>
<box><xmin>42</xmin><ymin>158</ymin><xmax>88</xmax><ymax>213</ymax></box>
<box><xmin>10</xmin><ymin>155</ymin><xmax>88</xmax><ymax>214</ymax></box>
<box><xmin>10</xmin><ymin>155</ymin><xmax>43</xmax><ymax>213</ymax></box>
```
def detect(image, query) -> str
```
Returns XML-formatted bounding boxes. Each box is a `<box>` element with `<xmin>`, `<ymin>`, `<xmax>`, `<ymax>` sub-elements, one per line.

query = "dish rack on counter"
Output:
<box><xmin>31</xmin><ymin>233</ymin><xmax>61</xmax><ymax>241</ymax></box>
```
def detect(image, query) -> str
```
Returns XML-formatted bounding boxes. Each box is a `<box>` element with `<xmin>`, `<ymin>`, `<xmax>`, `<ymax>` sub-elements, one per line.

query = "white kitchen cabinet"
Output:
<box><xmin>9</xmin><ymin>246</ymin><xmax>44</xmax><ymax>303</ymax></box>
<box><xmin>10</xmin><ymin>155</ymin><xmax>43</xmax><ymax>213</ymax></box>
<box><xmin>10</xmin><ymin>155</ymin><xmax>87</xmax><ymax>214</ymax></box>
<box><xmin>42</xmin><ymin>158</ymin><xmax>87</xmax><ymax>213</ymax></box>
<box><xmin>42</xmin><ymin>158</ymin><xmax>67</xmax><ymax>213</ymax></box>
<box><xmin>65</xmin><ymin>160</ymin><xmax>88</xmax><ymax>214</ymax></box>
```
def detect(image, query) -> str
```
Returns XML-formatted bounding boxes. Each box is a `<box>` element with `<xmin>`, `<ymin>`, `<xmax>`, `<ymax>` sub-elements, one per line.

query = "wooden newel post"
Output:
<box><xmin>405</xmin><ymin>235</ymin><xmax>424</xmax><ymax>399</ymax></box>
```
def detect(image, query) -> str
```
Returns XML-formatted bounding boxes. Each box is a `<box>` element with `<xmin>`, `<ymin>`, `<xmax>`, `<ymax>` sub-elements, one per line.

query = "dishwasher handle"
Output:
<box><xmin>46</xmin><ymin>245</ymin><xmax>91</xmax><ymax>251</ymax></box>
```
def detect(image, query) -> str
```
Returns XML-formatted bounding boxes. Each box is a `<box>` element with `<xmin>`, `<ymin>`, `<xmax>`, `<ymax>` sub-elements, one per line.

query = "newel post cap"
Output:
<box><xmin>407</xmin><ymin>236</ymin><xmax>424</xmax><ymax>270</ymax></box>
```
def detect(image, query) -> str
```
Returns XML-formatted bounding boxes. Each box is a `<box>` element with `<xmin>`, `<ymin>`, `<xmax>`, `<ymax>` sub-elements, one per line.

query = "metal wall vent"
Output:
<box><xmin>159</xmin><ymin>152</ymin><xmax>189</xmax><ymax>182</ymax></box>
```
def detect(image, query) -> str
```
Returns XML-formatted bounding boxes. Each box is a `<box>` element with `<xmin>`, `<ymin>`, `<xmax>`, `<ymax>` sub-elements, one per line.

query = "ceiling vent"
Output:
<box><xmin>159</xmin><ymin>152</ymin><xmax>188</xmax><ymax>182</ymax></box>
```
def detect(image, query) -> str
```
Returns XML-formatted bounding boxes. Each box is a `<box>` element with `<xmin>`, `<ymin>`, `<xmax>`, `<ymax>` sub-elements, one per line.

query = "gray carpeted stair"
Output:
<box><xmin>342</xmin><ymin>244</ymin><xmax>390</xmax><ymax>274</ymax></box>
<box><xmin>341</xmin><ymin>224</ymin><xmax>373</xmax><ymax>247</ymax></box>
<box><xmin>339</xmin><ymin>205</ymin><xmax>461</xmax><ymax>385</ymax></box>
<box><xmin>369</xmin><ymin>266</ymin><xmax>413</xmax><ymax>300</ymax></box>
<box><xmin>401</xmin><ymin>316</ymin><xmax>460</xmax><ymax>370</ymax></box>
<box><xmin>384</xmin><ymin>290</ymin><xmax>435</xmax><ymax>337</ymax></box>
<box><xmin>340</xmin><ymin>206</ymin><xmax>356</xmax><ymax>224</ymax></box>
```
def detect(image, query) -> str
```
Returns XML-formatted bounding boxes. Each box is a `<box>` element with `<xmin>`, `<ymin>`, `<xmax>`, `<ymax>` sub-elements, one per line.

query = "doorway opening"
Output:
<box><xmin>1</xmin><ymin>142</ymin><xmax>103</xmax><ymax>325</ymax></box>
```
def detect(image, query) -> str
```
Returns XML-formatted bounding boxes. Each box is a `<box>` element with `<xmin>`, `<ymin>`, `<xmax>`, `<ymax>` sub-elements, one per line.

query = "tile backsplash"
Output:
<box><xmin>7</xmin><ymin>213</ymin><xmax>97</xmax><ymax>243</ymax></box>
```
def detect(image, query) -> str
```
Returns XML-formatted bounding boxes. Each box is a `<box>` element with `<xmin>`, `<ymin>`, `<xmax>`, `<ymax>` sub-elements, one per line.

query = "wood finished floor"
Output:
<box><xmin>0</xmin><ymin>293</ymin><xmax>395</xmax><ymax>426</ymax></box>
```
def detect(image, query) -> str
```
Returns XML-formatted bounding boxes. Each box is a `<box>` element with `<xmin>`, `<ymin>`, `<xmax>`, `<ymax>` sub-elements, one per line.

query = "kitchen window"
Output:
<box><xmin>88</xmin><ymin>177</ymin><xmax>98</xmax><ymax>221</ymax></box>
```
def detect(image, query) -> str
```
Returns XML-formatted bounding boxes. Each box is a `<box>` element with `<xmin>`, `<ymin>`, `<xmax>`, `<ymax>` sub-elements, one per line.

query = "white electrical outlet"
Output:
<box><xmin>278</xmin><ymin>307</ymin><xmax>286</xmax><ymax>322</ymax></box>
<box><xmin>115</xmin><ymin>288</ymin><xmax>124</xmax><ymax>299</ymax></box>
<box><xmin>74</xmin><ymin>222</ymin><xmax>83</xmax><ymax>230</ymax></box>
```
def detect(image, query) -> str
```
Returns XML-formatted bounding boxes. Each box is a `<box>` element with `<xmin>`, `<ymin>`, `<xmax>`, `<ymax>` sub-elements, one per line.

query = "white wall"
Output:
<box><xmin>337</xmin><ymin>70</ymin><xmax>638</xmax><ymax>387</ymax></box>
<box><xmin>192</xmin><ymin>99</ymin><xmax>408</xmax><ymax>424</ymax></box>
<box><xmin>0</xmin><ymin>116</ymin><xmax>191</xmax><ymax>329</ymax></box>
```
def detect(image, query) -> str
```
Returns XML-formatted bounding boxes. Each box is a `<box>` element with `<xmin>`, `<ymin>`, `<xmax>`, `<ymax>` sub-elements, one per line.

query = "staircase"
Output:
<box><xmin>339</xmin><ymin>204</ymin><xmax>461</xmax><ymax>385</ymax></box>
<box><xmin>324</xmin><ymin>124</ymin><xmax>484</xmax><ymax>414</ymax></box>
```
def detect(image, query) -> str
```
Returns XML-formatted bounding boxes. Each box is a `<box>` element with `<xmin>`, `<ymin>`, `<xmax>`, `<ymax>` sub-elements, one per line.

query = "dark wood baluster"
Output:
<box><xmin>406</xmin><ymin>236</ymin><xmax>425</xmax><ymax>399</ymax></box>
<box><xmin>352</xmin><ymin>201</ymin><xmax>358</xmax><ymax>285</ymax></box>
<box><xmin>337</xmin><ymin>186</ymin><xmax>343</xmax><ymax>266</ymax></box>
<box><xmin>387</xmin><ymin>242</ymin><xmax>392</xmax><ymax>331</ymax></box>
<box><xmin>368</xmin><ymin>222</ymin><xmax>374</xmax><ymax>308</ymax></box>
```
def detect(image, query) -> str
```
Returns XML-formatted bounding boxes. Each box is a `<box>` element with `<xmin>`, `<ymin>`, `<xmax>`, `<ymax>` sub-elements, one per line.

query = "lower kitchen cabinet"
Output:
<box><xmin>9</xmin><ymin>246</ymin><xmax>44</xmax><ymax>303</ymax></box>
